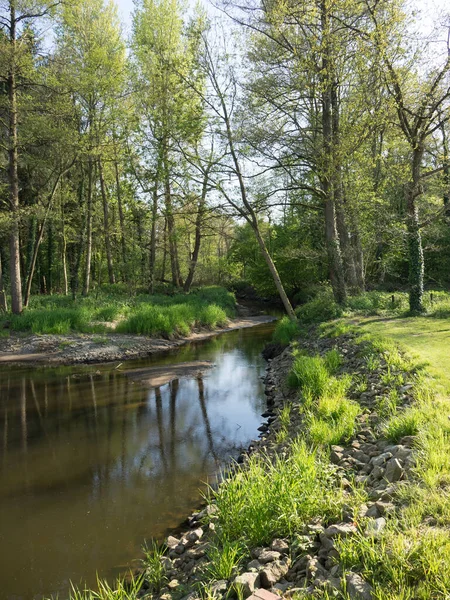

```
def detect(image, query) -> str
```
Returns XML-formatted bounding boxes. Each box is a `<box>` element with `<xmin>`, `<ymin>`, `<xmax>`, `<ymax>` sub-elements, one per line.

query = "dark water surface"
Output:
<box><xmin>0</xmin><ymin>323</ymin><xmax>275</xmax><ymax>600</ymax></box>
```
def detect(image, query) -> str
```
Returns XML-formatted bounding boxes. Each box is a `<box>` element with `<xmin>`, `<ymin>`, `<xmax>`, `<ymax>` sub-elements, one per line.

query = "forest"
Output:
<box><xmin>1</xmin><ymin>0</ymin><xmax>450</xmax><ymax>320</ymax></box>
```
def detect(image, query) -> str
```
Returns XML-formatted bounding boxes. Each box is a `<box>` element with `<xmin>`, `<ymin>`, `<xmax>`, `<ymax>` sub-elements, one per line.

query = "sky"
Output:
<box><xmin>114</xmin><ymin>0</ymin><xmax>450</xmax><ymax>37</ymax></box>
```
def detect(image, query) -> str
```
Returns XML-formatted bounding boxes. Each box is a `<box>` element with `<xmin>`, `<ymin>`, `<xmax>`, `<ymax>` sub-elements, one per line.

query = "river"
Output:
<box><xmin>0</xmin><ymin>321</ymin><xmax>275</xmax><ymax>600</ymax></box>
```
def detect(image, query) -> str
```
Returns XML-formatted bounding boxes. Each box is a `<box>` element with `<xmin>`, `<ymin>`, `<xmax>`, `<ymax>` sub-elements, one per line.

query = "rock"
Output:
<box><xmin>371</xmin><ymin>465</ymin><xmax>384</xmax><ymax>480</ymax></box>
<box><xmin>322</xmin><ymin>523</ymin><xmax>357</xmax><ymax>539</ymax></box>
<box><xmin>247</xmin><ymin>559</ymin><xmax>263</xmax><ymax>571</ymax></box>
<box><xmin>365</xmin><ymin>517</ymin><xmax>386</xmax><ymax>537</ymax></box>
<box><xmin>365</xmin><ymin>504</ymin><xmax>380</xmax><ymax>518</ymax></box>
<box><xmin>260</xmin><ymin>560</ymin><xmax>290</xmax><ymax>588</ymax></box>
<box><xmin>166</xmin><ymin>536</ymin><xmax>180</xmax><ymax>549</ymax></box>
<box><xmin>210</xmin><ymin>580</ymin><xmax>228</xmax><ymax>596</ymax></box>
<box><xmin>233</xmin><ymin>572</ymin><xmax>260</xmax><ymax>598</ymax></box>
<box><xmin>258</xmin><ymin>549</ymin><xmax>281</xmax><ymax>564</ymax></box>
<box><xmin>271</xmin><ymin>539</ymin><xmax>289</xmax><ymax>554</ymax></box>
<box><xmin>167</xmin><ymin>579</ymin><xmax>180</xmax><ymax>590</ymax></box>
<box><xmin>371</xmin><ymin>452</ymin><xmax>392</xmax><ymax>468</ymax></box>
<box><xmin>384</xmin><ymin>458</ymin><xmax>403</xmax><ymax>482</ymax></box>
<box><xmin>186</xmin><ymin>527</ymin><xmax>203</xmax><ymax>543</ymax></box>
<box><xmin>346</xmin><ymin>573</ymin><xmax>373</xmax><ymax>600</ymax></box>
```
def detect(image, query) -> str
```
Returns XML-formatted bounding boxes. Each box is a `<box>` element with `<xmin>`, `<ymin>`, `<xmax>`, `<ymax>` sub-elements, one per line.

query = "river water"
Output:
<box><xmin>0</xmin><ymin>322</ymin><xmax>274</xmax><ymax>600</ymax></box>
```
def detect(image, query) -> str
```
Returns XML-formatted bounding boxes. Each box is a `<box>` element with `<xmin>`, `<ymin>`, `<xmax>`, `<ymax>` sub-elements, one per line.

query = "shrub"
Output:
<box><xmin>295</xmin><ymin>290</ymin><xmax>343</xmax><ymax>324</ymax></box>
<box><xmin>273</xmin><ymin>316</ymin><xmax>301</xmax><ymax>345</ymax></box>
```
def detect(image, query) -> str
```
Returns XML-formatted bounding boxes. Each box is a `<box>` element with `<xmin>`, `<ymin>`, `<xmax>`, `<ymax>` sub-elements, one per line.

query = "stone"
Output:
<box><xmin>260</xmin><ymin>560</ymin><xmax>290</xmax><ymax>588</ymax></box>
<box><xmin>371</xmin><ymin>465</ymin><xmax>384</xmax><ymax>480</ymax></box>
<box><xmin>247</xmin><ymin>559</ymin><xmax>263</xmax><ymax>571</ymax></box>
<box><xmin>186</xmin><ymin>527</ymin><xmax>203</xmax><ymax>543</ymax></box>
<box><xmin>365</xmin><ymin>504</ymin><xmax>380</xmax><ymax>519</ymax></box>
<box><xmin>370</xmin><ymin>452</ymin><xmax>393</xmax><ymax>467</ymax></box>
<box><xmin>271</xmin><ymin>539</ymin><xmax>289</xmax><ymax>554</ymax></box>
<box><xmin>249</xmin><ymin>590</ymin><xmax>280</xmax><ymax>600</ymax></box>
<box><xmin>166</xmin><ymin>536</ymin><xmax>180</xmax><ymax>549</ymax></box>
<box><xmin>233</xmin><ymin>572</ymin><xmax>260</xmax><ymax>598</ymax></box>
<box><xmin>365</xmin><ymin>517</ymin><xmax>386</xmax><ymax>538</ymax></box>
<box><xmin>167</xmin><ymin>579</ymin><xmax>180</xmax><ymax>590</ymax></box>
<box><xmin>346</xmin><ymin>573</ymin><xmax>373</xmax><ymax>600</ymax></box>
<box><xmin>323</xmin><ymin>523</ymin><xmax>357</xmax><ymax>539</ymax></box>
<box><xmin>319</xmin><ymin>533</ymin><xmax>335</xmax><ymax>551</ymax></box>
<box><xmin>210</xmin><ymin>580</ymin><xmax>228</xmax><ymax>596</ymax></box>
<box><xmin>384</xmin><ymin>458</ymin><xmax>403</xmax><ymax>482</ymax></box>
<box><xmin>258</xmin><ymin>549</ymin><xmax>281</xmax><ymax>564</ymax></box>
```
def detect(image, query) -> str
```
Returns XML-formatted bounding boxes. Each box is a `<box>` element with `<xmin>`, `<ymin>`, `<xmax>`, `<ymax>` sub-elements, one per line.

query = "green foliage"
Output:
<box><xmin>2</xmin><ymin>287</ymin><xmax>235</xmax><ymax>336</ymax></box>
<box><xmin>67</xmin><ymin>574</ymin><xmax>142</xmax><ymax>600</ymax></box>
<box><xmin>208</xmin><ymin>440</ymin><xmax>343</xmax><ymax>547</ymax></box>
<box><xmin>202</xmin><ymin>539</ymin><xmax>246</xmax><ymax>581</ymax></box>
<box><xmin>142</xmin><ymin>542</ymin><xmax>167</xmax><ymax>592</ymax></box>
<box><xmin>323</xmin><ymin>349</ymin><xmax>341</xmax><ymax>374</ymax></box>
<box><xmin>273</xmin><ymin>316</ymin><xmax>301</xmax><ymax>345</ymax></box>
<box><xmin>288</xmin><ymin>355</ymin><xmax>330</xmax><ymax>399</ymax></box>
<box><xmin>296</xmin><ymin>290</ymin><xmax>343</xmax><ymax>325</ymax></box>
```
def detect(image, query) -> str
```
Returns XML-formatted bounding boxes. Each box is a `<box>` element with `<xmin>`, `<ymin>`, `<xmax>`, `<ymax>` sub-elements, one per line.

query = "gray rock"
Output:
<box><xmin>370</xmin><ymin>452</ymin><xmax>392</xmax><ymax>467</ymax></box>
<box><xmin>166</xmin><ymin>535</ymin><xmax>180</xmax><ymax>549</ymax></box>
<box><xmin>186</xmin><ymin>527</ymin><xmax>203</xmax><ymax>543</ymax></box>
<box><xmin>346</xmin><ymin>573</ymin><xmax>373</xmax><ymax>600</ymax></box>
<box><xmin>365</xmin><ymin>504</ymin><xmax>380</xmax><ymax>519</ymax></box>
<box><xmin>260</xmin><ymin>559</ymin><xmax>290</xmax><ymax>588</ymax></box>
<box><xmin>384</xmin><ymin>458</ymin><xmax>403</xmax><ymax>482</ymax></box>
<box><xmin>258</xmin><ymin>549</ymin><xmax>281</xmax><ymax>564</ymax></box>
<box><xmin>371</xmin><ymin>465</ymin><xmax>384</xmax><ymax>480</ymax></box>
<box><xmin>233</xmin><ymin>572</ymin><xmax>260</xmax><ymax>598</ymax></box>
<box><xmin>210</xmin><ymin>580</ymin><xmax>228</xmax><ymax>596</ymax></box>
<box><xmin>365</xmin><ymin>517</ymin><xmax>386</xmax><ymax>537</ymax></box>
<box><xmin>271</xmin><ymin>538</ymin><xmax>289</xmax><ymax>554</ymax></box>
<box><xmin>247</xmin><ymin>559</ymin><xmax>262</xmax><ymax>571</ymax></box>
<box><xmin>323</xmin><ymin>523</ymin><xmax>357</xmax><ymax>539</ymax></box>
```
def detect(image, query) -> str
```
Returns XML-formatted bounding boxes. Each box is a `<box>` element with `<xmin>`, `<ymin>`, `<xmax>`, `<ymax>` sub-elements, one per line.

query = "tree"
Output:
<box><xmin>0</xmin><ymin>0</ymin><xmax>59</xmax><ymax>313</ymax></box>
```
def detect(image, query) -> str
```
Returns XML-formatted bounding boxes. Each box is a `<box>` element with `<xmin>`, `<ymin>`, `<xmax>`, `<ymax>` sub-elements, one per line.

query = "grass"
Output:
<box><xmin>207</xmin><ymin>439</ymin><xmax>344</xmax><ymax>547</ymax></box>
<box><xmin>202</xmin><ymin>539</ymin><xmax>246</xmax><ymax>581</ymax></box>
<box><xmin>272</xmin><ymin>315</ymin><xmax>301</xmax><ymax>345</ymax></box>
<box><xmin>142</xmin><ymin>542</ymin><xmax>167</xmax><ymax>592</ymax></box>
<box><xmin>0</xmin><ymin>286</ymin><xmax>235</xmax><ymax>338</ymax></box>
<box><xmin>64</xmin><ymin>574</ymin><xmax>143</xmax><ymax>600</ymax></box>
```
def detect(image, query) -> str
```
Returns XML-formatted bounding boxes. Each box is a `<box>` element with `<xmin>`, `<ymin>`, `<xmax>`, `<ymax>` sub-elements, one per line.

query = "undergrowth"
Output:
<box><xmin>0</xmin><ymin>286</ymin><xmax>235</xmax><ymax>337</ymax></box>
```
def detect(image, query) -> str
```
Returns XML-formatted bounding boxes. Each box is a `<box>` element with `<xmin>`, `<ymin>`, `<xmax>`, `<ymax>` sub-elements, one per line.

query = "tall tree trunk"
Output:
<box><xmin>98</xmin><ymin>158</ymin><xmax>115</xmax><ymax>284</ymax></box>
<box><xmin>163</xmin><ymin>145</ymin><xmax>182</xmax><ymax>288</ymax></box>
<box><xmin>184</xmin><ymin>167</ymin><xmax>210</xmax><ymax>293</ymax></box>
<box><xmin>0</xmin><ymin>253</ymin><xmax>7</xmax><ymax>312</ymax></box>
<box><xmin>331</xmin><ymin>82</ymin><xmax>359</xmax><ymax>294</ymax></box>
<box><xmin>149</xmin><ymin>171</ymin><xmax>159</xmax><ymax>295</ymax></box>
<box><xmin>320</xmin><ymin>23</ymin><xmax>346</xmax><ymax>302</ymax></box>
<box><xmin>82</xmin><ymin>156</ymin><xmax>94</xmax><ymax>296</ymax></box>
<box><xmin>47</xmin><ymin>223</ymin><xmax>53</xmax><ymax>293</ymax></box>
<box><xmin>407</xmin><ymin>146</ymin><xmax>425</xmax><ymax>313</ymax></box>
<box><xmin>7</xmin><ymin>1</ymin><xmax>22</xmax><ymax>314</ymax></box>
<box><xmin>441</xmin><ymin>121</ymin><xmax>450</xmax><ymax>209</ymax></box>
<box><xmin>161</xmin><ymin>217</ymin><xmax>167</xmax><ymax>283</ymax></box>
<box><xmin>114</xmin><ymin>160</ymin><xmax>127</xmax><ymax>281</ymax></box>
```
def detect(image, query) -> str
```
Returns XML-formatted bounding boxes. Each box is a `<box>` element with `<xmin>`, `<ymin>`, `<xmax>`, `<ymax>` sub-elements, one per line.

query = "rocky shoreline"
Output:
<box><xmin>131</xmin><ymin>327</ymin><xmax>420</xmax><ymax>600</ymax></box>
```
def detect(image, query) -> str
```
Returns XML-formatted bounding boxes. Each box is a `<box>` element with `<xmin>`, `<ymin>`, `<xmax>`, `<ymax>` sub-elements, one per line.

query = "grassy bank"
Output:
<box><xmin>62</xmin><ymin>288</ymin><xmax>450</xmax><ymax>599</ymax></box>
<box><xmin>0</xmin><ymin>286</ymin><xmax>235</xmax><ymax>338</ymax></box>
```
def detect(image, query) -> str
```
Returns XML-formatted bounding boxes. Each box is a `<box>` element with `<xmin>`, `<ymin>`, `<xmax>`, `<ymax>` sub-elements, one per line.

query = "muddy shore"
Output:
<box><xmin>0</xmin><ymin>315</ymin><xmax>275</xmax><ymax>367</ymax></box>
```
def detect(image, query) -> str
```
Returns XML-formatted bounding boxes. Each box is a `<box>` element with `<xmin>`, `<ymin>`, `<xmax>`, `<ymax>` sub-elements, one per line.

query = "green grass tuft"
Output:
<box><xmin>272</xmin><ymin>316</ymin><xmax>301</xmax><ymax>345</ymax></box>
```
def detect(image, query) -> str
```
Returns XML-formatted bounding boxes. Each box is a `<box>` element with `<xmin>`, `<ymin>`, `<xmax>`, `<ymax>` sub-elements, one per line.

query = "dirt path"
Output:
<box><xmin>0</xmin><ymin>316</ymin><xmax>276</xmax><ymax>367</ymax></box>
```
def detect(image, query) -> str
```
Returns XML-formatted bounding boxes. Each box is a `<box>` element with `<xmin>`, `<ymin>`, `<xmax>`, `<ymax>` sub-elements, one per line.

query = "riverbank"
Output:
<box><xmin>127</xmin><ymin>320</ymin><xmax>450</xmax><ymax>600</ymax></box>
<box><xmin>0</xmin><ymin>315</ymin><xmax>275</xmax><ymax>366</ymax></box>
